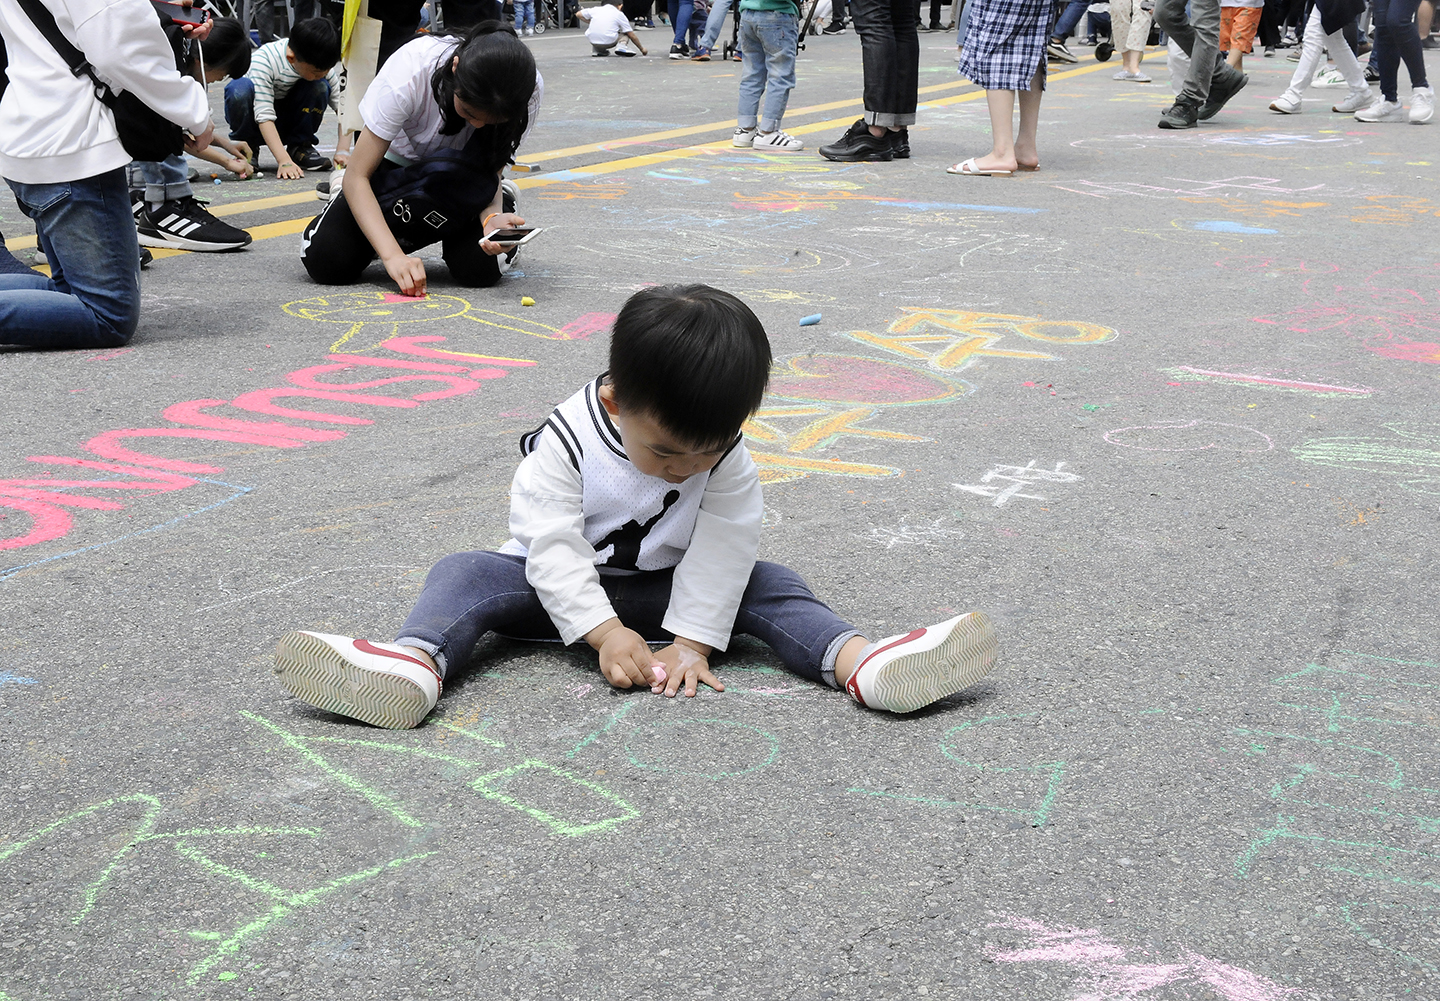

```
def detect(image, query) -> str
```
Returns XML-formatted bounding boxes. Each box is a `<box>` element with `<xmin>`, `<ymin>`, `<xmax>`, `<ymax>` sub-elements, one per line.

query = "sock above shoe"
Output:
<box><xmin>844</xmin><ymin>612</ymin><xmax>999</xmax><ymax>713</ymax></box>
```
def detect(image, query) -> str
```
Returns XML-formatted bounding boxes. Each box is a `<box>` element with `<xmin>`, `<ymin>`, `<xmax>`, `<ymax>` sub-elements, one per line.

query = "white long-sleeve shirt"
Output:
<box><xmin>500</xmin><ymin>376</ymin><xmax>764</xmax><ymax>650</ymax></box>
<box><xmin>0</xmin><ymin>0</ymin><xmax>210</xmax><ymax>183</ymax></box>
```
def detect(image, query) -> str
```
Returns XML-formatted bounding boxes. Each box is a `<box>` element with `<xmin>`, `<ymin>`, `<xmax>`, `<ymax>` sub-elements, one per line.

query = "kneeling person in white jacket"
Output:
<box><xmin>0</xmin><ymin>0</ymin><xmax>213</xmax><ymax>350</ymax></box>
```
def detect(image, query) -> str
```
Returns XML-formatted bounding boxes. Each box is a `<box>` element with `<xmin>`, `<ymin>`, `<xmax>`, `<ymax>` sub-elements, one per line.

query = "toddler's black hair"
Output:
<box><xmin>199</xmin><ymin>17</ymin><xmax>251</xmax><ymax>79</ymax></box>
<box><xmin>288</xmin><ymin>17</ymin><xmax>341</xmax><ymax>70</ymax></box>
<box><xmin>429</xmin><ymin>22</ymin><xmax>537</xmax><ymax>172</ymax></box>
<box><xmin>608</xmin><ymin>285</ymin><xmax>772</xmax><ymax>448</ymax></box>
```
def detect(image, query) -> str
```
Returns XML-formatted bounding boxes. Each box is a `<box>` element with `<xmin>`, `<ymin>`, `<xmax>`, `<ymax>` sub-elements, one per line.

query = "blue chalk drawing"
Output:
<box><xmin>0</xmin><ymin>670</ymin><xmax>37</xmax><ymax>686</ymax></box>
<box><xmin>1190</xmin><ymin>220</ymin><xmax>1278</xmax><ymax>234</ymax></box>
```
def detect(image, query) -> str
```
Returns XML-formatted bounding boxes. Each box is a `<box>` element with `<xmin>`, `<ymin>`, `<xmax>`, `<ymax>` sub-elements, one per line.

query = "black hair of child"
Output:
<box><xmin>288</xmin><ymin>17</ymin><xmax>342</xmax><ymax>69</ymax></box>
<box><xmin>200</xmin><ymin>17</ymin><xmax>251</xmax><ymax>79</ymax></box>
<box><xmin>608</xmin><ymin>285</ymin><xmax>773</xmax><ymax>449</ymax></box>
<box><xmin>429</xmin><ymin>21</ymin><xmax>537</xmax><ymax>173</ymax></box>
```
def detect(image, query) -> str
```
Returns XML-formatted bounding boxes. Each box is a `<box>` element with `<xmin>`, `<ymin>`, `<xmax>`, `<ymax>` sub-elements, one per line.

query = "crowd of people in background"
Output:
<box><xmin>0</xmin><ymin>0</ymin><xmax>1434</xmax><ymax>351</ymax></box>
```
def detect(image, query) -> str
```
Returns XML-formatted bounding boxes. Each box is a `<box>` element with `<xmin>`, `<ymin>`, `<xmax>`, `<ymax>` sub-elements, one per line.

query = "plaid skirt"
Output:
<box><xmin>958</xmin><ymin>0</ymin><xmax>1054</xmax><ymax>92</ymax></box>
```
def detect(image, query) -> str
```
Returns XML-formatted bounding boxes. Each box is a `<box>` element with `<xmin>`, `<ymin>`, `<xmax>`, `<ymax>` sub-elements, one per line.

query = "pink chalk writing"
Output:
<box><xmin>558</xmin><ymin>312</ymin><xmax>617</xmax><ymax>340</ymax></box>
<box><xmin>1104</xmin><ymin>420</ymin><xmax>1275</xmax><ymax>454</ymax></box>
<box><xmin>987</xmin><ymin>915</ymin><xmax>1297</xmax><ymax>1001</ymax></box>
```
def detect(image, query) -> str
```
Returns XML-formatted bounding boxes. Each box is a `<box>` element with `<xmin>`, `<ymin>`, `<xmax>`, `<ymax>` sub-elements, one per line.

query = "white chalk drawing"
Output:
<box><xmin>954</xmin><ymin>461</ymin><xmax>1082</xmax><ymax>507</ymax></box>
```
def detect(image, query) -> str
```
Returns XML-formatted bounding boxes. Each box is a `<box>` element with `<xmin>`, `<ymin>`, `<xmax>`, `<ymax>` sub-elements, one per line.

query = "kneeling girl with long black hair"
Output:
<box><xmin>300</xmin><ymin>22</ymin><xmax>541</xmax><ymax>296</ymax></box>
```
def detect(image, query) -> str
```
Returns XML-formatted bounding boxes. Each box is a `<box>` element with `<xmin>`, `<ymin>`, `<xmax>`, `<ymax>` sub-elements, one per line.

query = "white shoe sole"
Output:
<box><xmin>752</xmin><ymin>145</ymin><xmax>806</xmax><ymax>153</ymax></box>
<box><xmin>862</xmin><ymin>612</ymin><xmax>1000</xmax><ymax>713</ymax></box>
<box><xmin>137</xmin><ymin>232</ymin><xmax>250</xmax><ymax>252</ymax></box>
<box><xmin>273</xmin><ymin>631</ymin><xmax>432</xmax><ymax>729</ymax></box>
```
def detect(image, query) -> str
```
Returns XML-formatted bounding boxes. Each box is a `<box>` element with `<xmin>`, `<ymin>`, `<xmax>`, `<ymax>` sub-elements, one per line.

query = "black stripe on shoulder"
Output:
<box><xmin>519</xmin><ymin>423</ymin><xmax>545</xmax><ymax>457</ymax></box>
<box><xmin>585</xmin><ymin>379</ymin><xmax>628</xmax><ymax>460</ymax></box>
<box><xmin>542</xmin><ymin>418</ymin><xmax>581</xmax><ymax>471</ymax></box>
<box><xmin>551</xmin><ymin>410</ymin><xmax>585</xmax><ymax>460</ymax></box>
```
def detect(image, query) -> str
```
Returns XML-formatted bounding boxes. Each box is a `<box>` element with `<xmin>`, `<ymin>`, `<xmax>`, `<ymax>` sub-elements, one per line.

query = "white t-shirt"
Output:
<box><xmin>358</xmin><ymin>34</ymin><xmax>543</xmax><ymax>164</ymax></box>
<box><xmin>584</xmin><ymin>4</ymin><xmax>632</xmax><ymax>44</ymax></box>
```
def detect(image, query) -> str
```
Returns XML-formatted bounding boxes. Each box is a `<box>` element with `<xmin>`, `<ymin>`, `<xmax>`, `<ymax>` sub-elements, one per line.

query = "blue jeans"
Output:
<box><xmin>1</xmin><ymin>169</ymin><xmax>140</xmax><ymax>350</ymax></box>
<box><xmin>698</xmin><ymin>0</ymin><xmax>731</xmax><ymax>49</ymax></box>
<box><xmin>514</xmin><ymin>0</ymin><xmax>536</xmax><ymax>29</ymax></box>
<box><xmin>1052</xmin><ymin>0</ymin><xmax>1087</xmax><ymax>38</ymax></box>
<box><xmin>669</xmin><ymin>0</ymin><xmax>695</xmax><ymax>44</ymax></box>
<box><xmin>127</xmin><ymin>154</ymin><xmax>192</xmax><ymax>207</ymax></box>
<box><xmin>738</xmin><ymin>9</ymin><xmax>799</xmax><ymax>131</ymax></box>
<box><xmin>224</xmin><ymin>76</ymin><xmax>332</xmax><ymax>150</ymax></box>
<box><xmin>395</xmin><ymin>552</ymin><xmax>859</xmax><ymax>685</ymax></box>
<box><xmin>1372</xmin><ymin>0</ymin><xmax>1427</xmax><ymax>101</ymax></box>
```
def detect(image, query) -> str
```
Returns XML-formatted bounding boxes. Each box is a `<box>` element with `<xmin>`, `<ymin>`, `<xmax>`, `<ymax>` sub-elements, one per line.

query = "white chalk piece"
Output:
<box><xmin>799</xmin><ymin>313</ymin><xmax>822</xmax><ymax>326</ymax></box>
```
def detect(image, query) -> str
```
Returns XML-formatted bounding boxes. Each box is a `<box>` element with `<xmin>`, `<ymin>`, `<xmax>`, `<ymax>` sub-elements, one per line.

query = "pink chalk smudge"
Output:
<box><xmin>986</xmin><ymin>915</ymin><xmax>1297</xmax><ymax>1001</ymax></box>
<box><xmin>558</xmin><ymin>312</ymin><xmax>617</xmax><ymax>340</ymax></box>
<box><xmin>381</xmin><ymin>291</ymin><xmax>425</xmax><ymax>302</ymax></box>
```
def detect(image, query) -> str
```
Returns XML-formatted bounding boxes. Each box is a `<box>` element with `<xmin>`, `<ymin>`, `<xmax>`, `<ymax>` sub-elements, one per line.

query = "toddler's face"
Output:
<box><xmin>600</xmin><ymin>388</ymin><xmax>730</xmax><ymax>484</ymax></box>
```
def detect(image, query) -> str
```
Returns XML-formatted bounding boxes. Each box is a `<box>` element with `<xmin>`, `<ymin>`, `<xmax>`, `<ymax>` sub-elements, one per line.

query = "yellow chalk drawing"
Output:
<box><xmin>282</xmin><ymin>289</ymin><xmax>564</xmax><ymax>354</ymax></box>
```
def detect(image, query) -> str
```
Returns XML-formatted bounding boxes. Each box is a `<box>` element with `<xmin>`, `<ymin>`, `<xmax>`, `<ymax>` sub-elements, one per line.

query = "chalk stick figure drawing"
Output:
<box><xmin>985</xmin><ymin>914</ymin><xmax>1297</xmax><ymax>1001</ymax></box>
<box><xmin>745</xmin><ymin>308</ymin><xmax>1115</xmax><ymax>484</ymax></box>
<box><xmin>282</xmin><ymin>290</ymin><xmax>589</xmax><ymax>354</ymax></box>
<box><xmin>954</xmin><ymin>461</ymin><xmax>1082</xmax><ymax>508</ymax></box>
<box><xmin>1234</xmin><ymin>648</ymin><xmax>1440</xmax><ymax>972</ymax></box>
<box><xmin>1292</xmin><ymin>422</ymin><xmax>1440</xmax><ymax>493</ymax></box>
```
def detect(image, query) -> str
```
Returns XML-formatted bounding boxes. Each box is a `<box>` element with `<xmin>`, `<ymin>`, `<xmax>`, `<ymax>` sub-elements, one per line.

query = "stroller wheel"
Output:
<box><xmin>1096</xmin><ymin>41</ymin><xmax>1114</xmax><ymax>61</ymax></box>
<box><xmin>534</xmin><ymin>19</ymin><xmax>545</xmax><ymax>32</ymax></box>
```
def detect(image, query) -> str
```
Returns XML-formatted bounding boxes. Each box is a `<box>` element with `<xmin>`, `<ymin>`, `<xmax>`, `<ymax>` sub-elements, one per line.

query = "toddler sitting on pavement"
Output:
<box><xmin>272</xmin><ymin>285</ymin><xmax>999</xmax><ymax>728</ymax></box>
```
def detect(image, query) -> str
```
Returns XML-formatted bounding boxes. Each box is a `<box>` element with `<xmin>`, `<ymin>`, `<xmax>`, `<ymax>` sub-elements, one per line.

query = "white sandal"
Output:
<box><xmin>946</xmin><ymin>157</ymin><xmax>1013</xmax><ymax>176</ymax></box>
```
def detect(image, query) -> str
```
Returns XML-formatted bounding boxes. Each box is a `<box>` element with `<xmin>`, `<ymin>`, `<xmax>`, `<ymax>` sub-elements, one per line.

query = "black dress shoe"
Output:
<box><xmin>819</xmin><ymin>119</ymin><xmax>895</xmax><ymax>161</ymax></box>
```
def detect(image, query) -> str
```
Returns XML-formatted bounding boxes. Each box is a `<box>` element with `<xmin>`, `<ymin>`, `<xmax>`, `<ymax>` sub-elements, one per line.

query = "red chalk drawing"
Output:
<box><xmin>768</xmin><ymin>355</ymin><xmax>965</xmax><ymax>407</ymax></box>
<box><xmin>1105</xmin><ymin>420</ymin><xmax>1275</xmax><ymax>454</ymax></box>
<box><xmin>558</xmin><ymin>312</ymin><xmax>617</xmax><ymax>340</ymax></box>
<box><xmin>987</xmin><ymin>915</ymin><xmax>1297</xmax><ymax>1001</ymax></box>
<box><xmin>86</xmin><ymin>346</ymin><xmax>135</xmax><ymax>362</ymax></box>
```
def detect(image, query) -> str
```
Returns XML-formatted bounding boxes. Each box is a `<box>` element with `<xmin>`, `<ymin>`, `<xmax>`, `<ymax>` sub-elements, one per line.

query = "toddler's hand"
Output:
<box><xmin>654</xmin><ymin>642</ymin><xmax>723</xmax><ymax>698</ymax></box>
<box><xmin>597</xmin><ymin>626</ymin><xmax>661</xmax><ymax>690</ymax></box>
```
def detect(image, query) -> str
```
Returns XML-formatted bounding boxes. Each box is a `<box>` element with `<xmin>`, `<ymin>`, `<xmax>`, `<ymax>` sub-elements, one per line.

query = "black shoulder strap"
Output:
<box><xmin>15</xmin><ymin>0</ymin><xmax>108</xmax><ymax>94</ymax></box>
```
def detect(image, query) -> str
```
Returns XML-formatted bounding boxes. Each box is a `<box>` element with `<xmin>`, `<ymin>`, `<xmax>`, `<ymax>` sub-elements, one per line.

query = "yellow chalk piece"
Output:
<box><xmin>521</xmin><ymin>296</ymin><xmax>535</xmax><ymax>307</ymax></box>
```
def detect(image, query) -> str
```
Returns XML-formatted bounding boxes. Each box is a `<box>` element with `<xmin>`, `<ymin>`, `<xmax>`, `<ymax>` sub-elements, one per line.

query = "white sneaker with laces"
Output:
<box><xmin>1355</xmin><ymin>98</ymin><xmax>1406</xmax><ymax>122</ymax></box>
<box><xmin>1269</xmin><ymin>93</ymin><xmax>1301</xmax><ymax>113</ymax></box>
<box><xmin>1410</xmin><ymin>86</ymin><xmax>1434</xmax><ymax>124</ymax></box>
<box><xmin>1331</xmin><ymin>88</ymin><xmax>1372</xmax><ymax>113</ymax></box>
<box><xmin>844</xmin><ymin>612</ymin><xmax>999</xmax><ymax>713</ymax></box>
<box><xmin>751</xmin><ymin>129</ymin><xmax>805</xmax><ymax>152</ymax></box>
<box><xmin>732</xmin><ymin>126</ymin><xmax>757</xmax><ymax>147</ymax></box>
<box><xmin>1311</xmin><ymin>66</ymin><xmax>1347</xmax><ymax>88</ymax></box>
<box><xmin>273</xmin><ymin>631</ymin><xmax>442</xmax><ymax>729</ymax></box>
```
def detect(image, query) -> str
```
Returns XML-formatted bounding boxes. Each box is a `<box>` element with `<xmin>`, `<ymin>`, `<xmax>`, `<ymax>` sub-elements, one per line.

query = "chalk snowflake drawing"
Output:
<box><xmin>986</xmin><ymin>915</ymin><xmax>1298</xmax><ymax>1001</ymax></box>
<box><xmin>954</xmin><ymin>461</ymin><xmax>1082</xmax><ymax>507</ymax></box>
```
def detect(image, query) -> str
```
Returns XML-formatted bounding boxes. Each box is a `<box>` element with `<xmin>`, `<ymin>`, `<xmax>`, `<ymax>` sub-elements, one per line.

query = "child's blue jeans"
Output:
<box><xmin>127</xmin><ymin>155</ymin><xmax>192</xmax><ymax>208</ymax></box>
<box><xmin>737</xmin><ymin>9</ymin><xmax>799</xmax><ymax>132</ymax></box>
<box><xmin>514</xmin><ymin>0</ymin><xmax>536</xmax><ymax>30</ymax></box>
<box><xmin>394</xmin><ymin>552</ymin><xmax>860</xmax><ymax>687</ymax></box>
<box><xmin>224</xmin><ymin>77</ymin><xmax>331</xmax><ymax>150</ymax></box>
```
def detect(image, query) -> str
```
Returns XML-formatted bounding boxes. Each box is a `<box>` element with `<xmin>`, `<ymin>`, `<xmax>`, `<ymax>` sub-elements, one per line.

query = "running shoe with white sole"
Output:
<box><xmin>751</xmin><ymin>129</ymin><xmax>805</xmax><ymax>152</ymax></box>
<box><xmin>1410</xmin><ymin>85</ymin><xmax>1434</xmax><ymax>124</ymax></box>
<box><xmin>732</xmin><ymin>126</ymin><xmax>757</xmax><ymax>147</ymax></box>
<box><xmin>273</xmin><ymin>630</ymin><xmax>442</xmax><ymax>729</ymax></box>
<box><xmin>844</xmin><ymin>611</ymin><xmax>999</xmax><ymax>713</ymax></box>
<box><xmin>140</xmin><ymin>196</ymin><xmax>253</xmax><ymax>251</ymax></box>
<box><xmin>1331</xmin><ymin>88</ymin><xmax>1373</xmax><ymax>113</ymax></box>
<box><xmin>1311</xmin><ymin>66</ymin><xmax>1347</xmax><ymax>88</ymax></box>
<box><xmin>1269</xmin><ymin>93</ymin><xmax>1301</xmax><ymax>113</ymax></box>
<box><xmin>1355</xmin><ymin>98</ymin><xmax>1406</xmax><ymax>122</ymax></box>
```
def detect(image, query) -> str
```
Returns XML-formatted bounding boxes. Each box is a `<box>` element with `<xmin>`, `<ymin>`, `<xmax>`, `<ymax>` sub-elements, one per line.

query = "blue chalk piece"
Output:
<box><xmin>1191</xmin><ymin>220</ymin><xmax>1278</xmax><ymax>234</ymax></box>
<box><xmin>799</xmin><ymin>313</ymin><xmax>822</xmax><ymax>326</ymax></box>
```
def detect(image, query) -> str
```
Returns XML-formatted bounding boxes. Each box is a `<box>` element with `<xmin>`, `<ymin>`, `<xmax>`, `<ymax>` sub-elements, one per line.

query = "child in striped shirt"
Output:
<box><xmin>224</xmin><ymin>18</ymin><xmax>348</xmax><ymax>179</ymax></box>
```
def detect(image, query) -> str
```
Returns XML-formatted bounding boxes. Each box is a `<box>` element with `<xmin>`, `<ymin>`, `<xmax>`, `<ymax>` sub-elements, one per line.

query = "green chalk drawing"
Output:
<box><xmin>470</xmin><ymin>759</ymin><xmax>640</xmax><ymax>837</ymax></box>
<box><xmin>242</xmin><ymin>711</ymin><xmax>426</xmax><ymax>828</ymax></box>
<box><xmin>183</xmin><ymin>850</ymin><xmax>437</xmax><ymax>986</ymax></box>
<box><xmin>1292</xmin><ymin>422</ymin><xmax>1440</xmax><ymax>493</ymax></box>
<box><xmin>185</xmin><ymin>931</ymin><xmax>224</xmax><ymax>941</ymax></box>
<box><xmin>216</xmin><ymin>972</ymin><xmax>238</xmax><ymax>982</ymax></box>
<box><xmin>565</xmin><ymin>700</ymin><xmax>638</xmax><ymax>759</ymax></box>
<box><xmin>1270</xmin><ymin>654</ymin><xmax>1440</xmax><ymax>734</ymax></box>
<box><xmin>847</xmin><ymin>713</ymin><xmax>1069</xmax><ymax>827</ymax></box>
<box><xmin>1340</xmin><ymin>902</ymin><xmax>1440</xmax><ymax>974</ymax></box>
<box><xmin>622</xmin><ymin>719</ymin><xmax>781</xmax><ymax>780</ymax></box>
<box><xmin>433</xmin><ymin>718</ymin><xmax>506</xmax><ymax>747</ymax></box>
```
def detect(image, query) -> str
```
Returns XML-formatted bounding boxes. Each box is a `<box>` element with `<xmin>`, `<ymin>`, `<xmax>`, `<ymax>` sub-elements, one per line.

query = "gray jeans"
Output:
<box><xmin>1154</xmin><ymin>0</ymin><xmax>1227</xmax><ymax>104</ymax></box>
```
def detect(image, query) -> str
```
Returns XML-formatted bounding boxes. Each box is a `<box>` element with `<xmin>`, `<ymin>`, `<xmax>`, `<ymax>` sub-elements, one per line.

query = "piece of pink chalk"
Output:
<box><xmin>651</xmin><ymin>663</ymin><xmax>667</xmax><ymax>685</ymax></box>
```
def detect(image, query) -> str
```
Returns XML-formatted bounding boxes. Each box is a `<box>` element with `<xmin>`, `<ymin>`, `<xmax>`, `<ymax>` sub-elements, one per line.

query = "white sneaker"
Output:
<box><xmin>615</xmin><ymin>44</ymin><xmax>637</xmax><ymax>55</ymax></box>
<box><xmin>844</xmin><ymin>612</ymin><xmax>999</xmax><ymax>713</ymax></box>
<box><xmin>1410</xmin><ymin>86</ymin><xmax>1434</xmax><ymax>124</ymax></box>
<box><xmin>1312</xmin><ymin>66</ymin><xmax>1347</xmax><ymax>88</ymax></box>
<box><xmin>1355</xmin><ymin>98</ymin><xmax>1406</xmax><ymax>122</ymax></box>
<box><xmin>1269</xmin><ymin>93</ymin><xmax>1301</xmax><ymax>113</ymax></box>
<box><xmin>1112</xmin><ymin>70</ymin><xmax>1151</xmax><ymax>82</ymax></box>
<box><xmin>751</xmin><ymin>129</ymin><xmax>805</xmax><ymax>152</ymax></box>
<box><xmin>732</xmin><ymin>126</ymin><xmax>757</xmax><ymax>147</ymax></box>
<box><xmin>273</xmin><ymin>631</ymin><xmax>442</xmax><ymax>729</ymax></box>
<box><xmin>523</xmin><ymin>26</ymin><xmax>533</xmax><ymax>35</ymax></box>
<box><xmin>1332</xmin><ymin>88</ymin><xmax>1372</xmax><ymax>113</ymax></box>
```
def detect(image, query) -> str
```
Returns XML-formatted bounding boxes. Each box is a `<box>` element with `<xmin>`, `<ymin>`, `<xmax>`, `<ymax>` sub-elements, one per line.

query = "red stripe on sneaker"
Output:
<box><xmin>855</xmin><ymin>628</ymin><xmax>927</xmax><ymax>672</ymax></box>
<box><xmin>354</xmin><ymin>639</ymin><xmax>443</xmax><ymax>691</ymax></box>
<box><xmin>845</xmin><ymin>666</ymin><xmax>866</xmax><ymax>707</ymax></box>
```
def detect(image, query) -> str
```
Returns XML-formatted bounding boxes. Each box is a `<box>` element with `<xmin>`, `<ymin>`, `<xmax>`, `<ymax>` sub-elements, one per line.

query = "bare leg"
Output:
<box><xmin>834</xmin><ymin>635</ymin><xmax>870</xmax><ymax>684</ymax></box>
<box><xmin>1015</xmin><ymin>67</ymin><xmax>1043</xmax><ymax>169</ymax></box>
<box><xmin>1123</xmin><ymin>48</ymin><xmax>1143</xmax><ymax>73</ymax></box>
<box><xmin>967</xmin><ymin>88</ymin><xmax>1019</xmax><ymax>171</ymax></box>
<box><xmin>1227</xmin><ymin>47</ymin><xmax>1244</xmax><ymax>69</ymax></box>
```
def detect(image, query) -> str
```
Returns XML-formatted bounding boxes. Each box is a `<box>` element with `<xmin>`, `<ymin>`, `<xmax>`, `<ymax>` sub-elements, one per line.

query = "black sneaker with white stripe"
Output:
<box><xmin>138</xmin><ymin>196</ymin><xmax>252</xmax><ymax>252</ymax></box>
